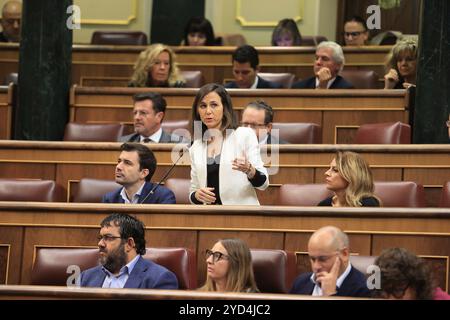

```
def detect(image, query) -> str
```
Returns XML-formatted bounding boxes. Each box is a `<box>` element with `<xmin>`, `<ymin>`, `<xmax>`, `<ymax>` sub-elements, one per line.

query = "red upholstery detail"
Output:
<box><xmin>278</xmin><ymin>184</ymin><xmax>332</xmax><ymax>206</ymax></box>
<box><xmin>374</xmin><ymin>181</ymin><xmax>426</xmax><ymax>207</ymax></box>
<box><xmin>72</xmin><ymin>178</ymin><xmax>120</xmax><ymax>203</ymax></box>
<box><xmin>440</xmin><ymin>181</ymin><xmax>450</xmax><ymax>207</ymax></box>
<box><xmin>180</xmin><ymin>70</ymin><xmax>204</xmax><ymax>88</ymax></box>
<box><xmin>63</xmin><ymin>122</ymin><xmax>125</xmax><ymax>142</ymax></box>
<box><xmin>143</xmin><ymin>247</ymin><xmax>197</xmax><ymax>290</ymax></box>
<box><xmin>272</xmin><ymin>122</ymin><xmax>322</xmax><ymax>143</ymax></box>
<box><xmin>0</xmin><ymin>179</ymin><xmax>65</xmax><ymax>202</ymax></box>
<box><xmin>31</xmin><ymin>247</ymin><xmax>197</xmax><ymax>289</ymax></box>
<box><xmin>339</xmin><ymin>69</ymin><xmax>380</xmax><ymax>89</ymax></box>
<box><xmin>91</xmin><ymin>31</ymin><xmax>148</xmax><ymax>45</ymax></box>
<box><xmin>251</xmin><ymin>249</ymin><xmax>297</xmax><ymax>293</ymax></box>
<box><xmin>354</xmin><ymin>122</ymin><xmax>411</xmax><ymax>144</ymax></box>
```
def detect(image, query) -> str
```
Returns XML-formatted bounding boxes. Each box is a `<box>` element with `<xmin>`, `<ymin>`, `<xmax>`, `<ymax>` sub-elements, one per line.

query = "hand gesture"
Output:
<box><xmin>232</xmin><ymin>154</ymin><xmax>255</xmax><ymax>179</ymax></box>
<box><xmin>384</xmin><ymin>68</ymin><xmax>399</xmax><ymax>89</ymax></box>
<box><xmin>195</xmin><ymin>187</ymin><xmax>216</xmax><ymax>204</ymax></box>
<box><xmin>316</xmin><ymin>67</ymin><xmax>333</xmax><ymax>89</ymax></box>
<box><xmin>315</xmin><ymin>256</ymin><xmax>341</xmax><ymax>296</ymax></box>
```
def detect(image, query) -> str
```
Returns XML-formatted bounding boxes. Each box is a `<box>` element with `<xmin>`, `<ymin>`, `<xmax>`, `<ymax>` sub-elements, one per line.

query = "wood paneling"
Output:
<box><xmin>70</xmin><ymin>86</ymin><xmax>409</xmax><ymax>144</ymax></box>
<box><xmin>0</xmin><ymin>44</ymin><xmax>392</xmax><ymax>86</ymax></box>
<box><xmin>0</xmin><ymin>203</ymin><xmax>449</xmax><ymax>292</ymax></box>
<box><xmin>0</xmin><ymin>226</ymin><xmax>24</xmax><ymax>284</ymax></box>
<box><xmin>0</xmin><ymin>85</ymin><xmax>13</xmax><ymax>140</ymax></box>
<box><xmin>1</xmin><ymin>141</ymin><xmax>449</xmax><ymax>206</ymax></box>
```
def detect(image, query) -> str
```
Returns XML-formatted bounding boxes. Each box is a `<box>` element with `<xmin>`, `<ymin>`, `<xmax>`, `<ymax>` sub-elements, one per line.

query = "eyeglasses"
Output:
<box><xmin>205</xmin><ymin>249</ymin><xmax>229</xmax><ymax>263</ymax></box>
<box><xmin>343</xmin><ymin>31</ymin><xmax>365</xmax><ymax>38</ymax></box>
<box><xmin>97</xmin><ymin>234</ymin><xmax>122</xmax><ymax>242</ymax></box>
<box><xmin>309</xmin><ymin>248</ymin><xmax>345</xmax><ymax>263</ymax></box>
<box><xmin>240</xmin><ymin>122</ymin><xmax>267</xmax><ymax>129</ymax></box>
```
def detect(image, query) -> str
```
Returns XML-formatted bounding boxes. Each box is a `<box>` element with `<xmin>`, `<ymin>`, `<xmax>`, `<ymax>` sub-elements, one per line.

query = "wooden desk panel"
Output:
<box><xmin>0</xmin><ymin>44</ymin><xmax>391</xmax><ymax>86</ymax></box>
<box><xmin>0</xmin><ymin>85</ymin><xmax>13</xmax><ymax>140</ymax></box>
<box><xmin>0</xmin><ymin>141</ymin><xmax>449</xmax><ymax>207</ymax></box>
<box><xmin>70</xmin><ymin>86</ymin><xmax>409</xmax><ymax>144</ymax></box>
<box><xmin>0</xmin><ymin>202</ymin><xmax>448</xmax><ymax>291</ymax></box>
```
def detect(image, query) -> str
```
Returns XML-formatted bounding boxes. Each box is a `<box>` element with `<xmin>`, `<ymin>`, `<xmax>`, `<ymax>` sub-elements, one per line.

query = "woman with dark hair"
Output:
<box><xmin>271</xmin><ymin>18</ymin><xmax>302</xmax><ymax>46</ymax></box>
<box><xmin>318</xmin><ymin>151</ymin><xmax>380</xmax><ymax>207</ymax></box>
<box><xmin>188</xmin><ymin>83</ymin><xmax>268</xmax><ymax>205</ymax></box>
<box><xmin>183</xmin><ymin>17</ymin><xmax>218</xmax><ymax>46</ymax></box>
<box><xmin>200</xmin><ymin>238</ymin><xmax>259</xmax><ymax>293</ymax></box>
<box><xmin>384</xmin><ymin>39</ymin><xmax>418</xmax><ymax>89</ymax></box>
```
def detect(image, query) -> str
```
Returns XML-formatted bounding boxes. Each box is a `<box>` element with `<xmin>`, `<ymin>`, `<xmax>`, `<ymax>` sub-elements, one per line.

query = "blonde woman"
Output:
<box><xmin>384</xmin><ymin>39</ymin><xmax>418</xmax><ymax>89</ymax></box>
<box><xmin>318</xmin><ymin>151</ymin><xmax>380</xmax><ymax>207</ymax></box>
<box><xmin>129</xmin><ymin>43</ymin><xmax>185</xmax><ymax>88</ymax></box>
<box><xmin>200</xmin><ymin>238</ymin><xmax>259</xmax><ymax>293</ymax></box>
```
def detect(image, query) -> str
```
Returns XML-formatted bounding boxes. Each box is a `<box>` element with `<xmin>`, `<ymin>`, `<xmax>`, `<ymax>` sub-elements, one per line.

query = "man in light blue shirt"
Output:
<box><xmin>80</xmin><ymin>213</ymin><xmax>178</xmax><ymax>289</ymax></box>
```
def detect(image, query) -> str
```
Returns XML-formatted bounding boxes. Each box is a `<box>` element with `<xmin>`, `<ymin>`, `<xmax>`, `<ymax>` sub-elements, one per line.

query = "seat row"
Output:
<box><xmin>63</xmin><ymin>121</ymin><xmax>412</xmax><ymax>144</ymax></box>
<box><xmin>1</xmin><ymin>178</ymin><xmax>449</xmax><ymax>207</ymax></box>
<box><xmin>31</xmin><ymin>246</ymin><xmax>375</xmax><ymax>293</ymax></box>
<box><xmin>3</xmin><ymin>70</ymin><xmax>382</xmax><ymax>89</ymax></box>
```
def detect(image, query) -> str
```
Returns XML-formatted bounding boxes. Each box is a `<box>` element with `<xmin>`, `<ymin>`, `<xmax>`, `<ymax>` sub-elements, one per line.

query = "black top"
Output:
<box><xmin>317</xmin><ymin>196</ymin><xmax>380</xmax><ymax>207</ymax></box>
<box><xmin>190</xmin><ymin>154</ymin><xmax>267</xmax><ymax>205</ymax></box>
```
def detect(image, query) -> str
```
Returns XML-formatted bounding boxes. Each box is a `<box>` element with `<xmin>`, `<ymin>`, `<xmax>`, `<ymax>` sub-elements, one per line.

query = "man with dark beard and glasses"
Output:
<box><xmin>80</xmin><ymin>213</ymin><xmax>178</xmax><ymax>289</ymax></box>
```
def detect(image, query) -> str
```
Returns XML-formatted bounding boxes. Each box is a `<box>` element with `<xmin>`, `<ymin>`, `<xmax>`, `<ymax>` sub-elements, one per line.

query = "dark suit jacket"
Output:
<box><xmin>102</xmin><ymin>181</ymin><xmax>176</xmax><ymax>204</ymax></box>
<box><xmin>289</xmin><ymin>265</ymin><xmax>371</xmax><ymax>297</ymax></box>
<box><xmin>265</xmin><ymin>133</ymin><xmax>290</xmax><ymax>144</ymax></box>
<box><xmin>119</xmin><ymin>130</ymin><xmax>185</xmax><ymax>143</ymax></box>
<box><xmin>318</xmin><ymin>196</ymin><xmax>380</xmax><ymax>207</ymax></box>
<box><xmin>80</xmin><ymin>256</ymin><xmax>179</xmax><ymax>289</ymax></box>
<box><xmin>291</xmin><ymin>75</ymin><xmax>354</xmax><ymax>89</ymax></box>
<box><xmin>0</xmin><ymin>32</ymin><xmax>10</xmax><ymax>42</ymax></box>
<box><xmin>225</xmin><ymin>76</ymin><xmax>282</xmax><ymax>89</ymax></box>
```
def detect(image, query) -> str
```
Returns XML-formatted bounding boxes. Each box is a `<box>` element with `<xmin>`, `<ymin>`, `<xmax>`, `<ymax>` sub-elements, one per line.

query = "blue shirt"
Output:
<box><xmin>101</xmin><ymin>255</ymin><xmax>140</xmax><ymax>288</ymax></box>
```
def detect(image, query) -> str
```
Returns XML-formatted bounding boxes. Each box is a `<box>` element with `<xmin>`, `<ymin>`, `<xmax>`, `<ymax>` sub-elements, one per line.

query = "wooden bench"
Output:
<box><xmin>0</xmin><ymin>202</ymin><xmax>448</xmax><ymax>291</ymax></box>
<box><xmin>70</xmin><ymin>86</ymin><xmax>410</xmax><ymax>144</ymax></box>
<box><xmin>0</xmin><ymin>84</ymin><xmax>13</xmax><ymax>140</ymax></box>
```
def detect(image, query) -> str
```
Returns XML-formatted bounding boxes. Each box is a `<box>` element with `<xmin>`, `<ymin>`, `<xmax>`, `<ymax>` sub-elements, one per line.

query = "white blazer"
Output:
<box><xmin>189</xmin><ymin>127</ymin><xmax>269</xmax><ymax>205</ymax></box>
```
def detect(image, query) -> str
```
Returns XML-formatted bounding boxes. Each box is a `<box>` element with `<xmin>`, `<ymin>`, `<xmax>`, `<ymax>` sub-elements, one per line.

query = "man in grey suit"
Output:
<box><xmin>119</xmin><ymin>92</ymin><xmax>184</xmax><ymax>143</ymax></box>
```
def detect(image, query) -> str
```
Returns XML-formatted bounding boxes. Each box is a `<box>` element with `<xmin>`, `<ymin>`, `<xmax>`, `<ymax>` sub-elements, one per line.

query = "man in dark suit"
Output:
<box><xmin>225</xmin><ymin>45</ymin><xmax>282</xmax><ymax>89</ymax></box>
<box><xmin>119</xmin><ymin>92</ymin><xmax>185</xmax><ymax>143</ymax></box>
<box><xmin>80</xmin><ymin>213</ymin><xmax>178</xmax><ymax>289</ymax></box>
<box><xmin>292</xmin><ymin>41</ymin><xmax>354</xmax><ymax>89</ymax></box>
<box><xmin>290</xmin><ymin>226</ymin><xmax>370</xmax><ymax>297</ymax></box>
<box><xmin>0</xmin><ymin>1</ymin><xmax>21</xmax><ymax>43</ymax></box>
<box><xmin>241</xmin><ymin>100</ymin><xmax>289</xmax><ymax>144</ymax></box>
<box><xmin>102</xmin><ymin>143</ymin><xmax>176</xmax><ymax>204</ymax></box>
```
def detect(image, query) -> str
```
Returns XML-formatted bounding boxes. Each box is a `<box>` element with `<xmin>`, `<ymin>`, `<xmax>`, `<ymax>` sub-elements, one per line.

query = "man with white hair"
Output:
<box><xmin>292</xmin><ymin>41</ymin><xmax>354</xmax><ymax>89</ymax></box>
<box><xmin>290</xmin><ymin>226</ymin><xmax>370</xmax><ymax>297</ymax></box>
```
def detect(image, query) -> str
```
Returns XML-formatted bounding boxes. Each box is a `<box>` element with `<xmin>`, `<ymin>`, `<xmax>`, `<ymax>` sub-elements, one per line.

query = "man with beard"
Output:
<box><xmin>102</xmin><ymin>143</ymin><xmax>176</xmax><ymax>204</ymax></box>
<box><xmin>0</xmin><ymin>1</ymin><xmax>22</xmax><ymax>43</ymax></box>
<box><xmin>119</xmin><ymin>92</ymin><xmax>185</xmax><ymax>143</ymax></box>
<box><xmin>80</xmin><ymin>213</ymin><xmax>178</xmax><ymax>289</ymax></box>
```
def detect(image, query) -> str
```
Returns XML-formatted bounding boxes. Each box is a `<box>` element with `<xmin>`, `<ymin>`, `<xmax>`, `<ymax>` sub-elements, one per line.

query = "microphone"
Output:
<box><xmin>139</xmin><ymin>143</ymin><xmax>189</xmax><ymax>204</ymax></box>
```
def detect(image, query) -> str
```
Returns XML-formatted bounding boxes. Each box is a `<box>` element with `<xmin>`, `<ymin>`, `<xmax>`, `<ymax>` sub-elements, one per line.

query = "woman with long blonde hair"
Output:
<box><xmin>318</xmin><ymin>151</ymin><xmax>380</xmax><ymax>207</ymax></box>
<box><xmin>129</xmin><ymin>43</ymin><xmax>185</xmax><ymax>88</ymax></box>
<box><xmin>200</xmin><ymin>238</ymin><xmax>259</xmax><ymax>293</ymax></box>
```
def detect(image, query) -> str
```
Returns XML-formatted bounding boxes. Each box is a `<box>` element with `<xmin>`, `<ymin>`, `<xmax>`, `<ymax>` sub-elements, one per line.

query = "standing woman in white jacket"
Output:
<box><xmin>189</xmin><ymin>83</ymin><xmax>269</xmax><ymax>205</ymax></box>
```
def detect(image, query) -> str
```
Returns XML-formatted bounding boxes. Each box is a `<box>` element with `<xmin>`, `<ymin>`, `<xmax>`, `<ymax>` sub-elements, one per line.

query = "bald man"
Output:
<box><xmin>0</xmin><ymin>0</ymin><xmax>22</xmax><ymax>42</ymax></box>
<box><xmin>290</xmin><ymin>226</ymin><xmax>370</xmax><ymax>297</ymax></box>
